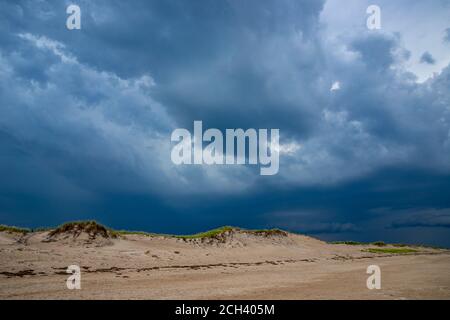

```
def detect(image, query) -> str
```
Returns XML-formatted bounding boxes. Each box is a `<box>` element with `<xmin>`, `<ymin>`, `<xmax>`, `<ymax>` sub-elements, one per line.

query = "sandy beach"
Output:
<box><xmin>1</xmin><ymin>224</ymin><xmax>449</xmax><ymax>300</ymax></box>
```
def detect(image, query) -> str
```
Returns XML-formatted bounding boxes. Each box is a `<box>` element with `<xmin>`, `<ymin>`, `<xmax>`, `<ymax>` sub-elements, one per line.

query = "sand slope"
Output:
<box><xmin>0</xmin><ymin>228</ymin><xmax>449</xmax><ymax>299</ymax></box>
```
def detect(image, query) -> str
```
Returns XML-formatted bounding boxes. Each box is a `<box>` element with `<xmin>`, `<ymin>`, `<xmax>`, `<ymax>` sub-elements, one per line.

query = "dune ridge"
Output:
<box><xmin>1</xmin><ymin>221</ymin><xmax>449</xmax><ymax>299</ymax></box>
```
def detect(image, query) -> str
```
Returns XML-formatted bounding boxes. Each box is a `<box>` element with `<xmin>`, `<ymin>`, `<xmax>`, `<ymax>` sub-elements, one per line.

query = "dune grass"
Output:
<box><xmin>48</xmin><ymin>220</ymin><xmax>112</xmax><ymax>238</ymax></box>
<box><xmin>363</xmin><ymin>248</ymin><xmax>418</xmax><ymax>254</ymax></box>
<box><xmin>331</xmin><ymin>241</ymin><xmax>365</xmax><ymax>245</ymax></box>
<box><xmin>112</xmin><ymin>230</ymin><xmax>162</xmax><ymax>237</ymax></box>
<box><xmin>174</xmin><ymin>226</ymin><xmax>236</xmax><ymax>239</ymax></box>
<box><xmin>173</xmin><ymin>227</ymin><xmax>287</xmax><ymax>239</ymax></box>
<box><xmin>331</xmin><ymin>240</ymin><xmax>388</xmax><ymax>246</ymax></box>
<box><xmin>111</xmin><ymin>226</ymin><xmax>239</xmax><ymax>239</ymax></box>
<box><xmin>0</xmin><ymin>224</ymin><xmax>30</xmax><ymax>234</ymax></box>
<box><xmin>248</xmin><ymin>228</ymin><xmax>287</xmax><ymax>236</ymax></box>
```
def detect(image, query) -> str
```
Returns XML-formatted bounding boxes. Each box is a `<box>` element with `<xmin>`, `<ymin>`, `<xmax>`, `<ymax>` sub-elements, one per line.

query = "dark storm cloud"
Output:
<box><xmin>264</xmin><ymin>210</ymin><xmax>359</xmax><ymax>235</ymax></box>
<box><xmin>444</xmin><ymin>28</ymin><xmax>450</xmax><ymax>43</ymax></box>
<box><xmin>349</xmin><ymin>34</ymin><xmax>402</xmax><ymax>70</ymax></box>
<box><xmin>390</xmin><ymin>209</ymin><xmax>450</xmax><ymax>229</ymax></box>
<box><xmin>1</xmin><ymin>1</ymin><xmax>450</xmax><ymax>246</ymax></box>
<box><xmin>1</xmin><ymin>0</ymin><xmax>329</xmax><ymax>135</ymax></box>
<box><xmin>420</xmin><ymin>51</ymin><xmax>436</xmax><ymax>64</ymax></box>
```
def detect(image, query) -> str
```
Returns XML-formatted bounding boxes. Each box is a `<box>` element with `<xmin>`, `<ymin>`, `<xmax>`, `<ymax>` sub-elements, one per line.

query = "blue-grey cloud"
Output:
<box><xmin>265</xmin><ymin>210</ymin><xmax>360</xmax><ymax>235</ymax></box>
<box><xmin>390</xmin><ymin>209</ymin><xmax>450</xmax><ymax>229</ymax></box>
<box><xmin>420</xmin><ymin>51</ymin><xmax>436</xmax><ymax>64</ymax></box>
<box><xmin>445</xmin><ymin>28</ymin><xmax>450</xmax><ymax>43</ymax></box>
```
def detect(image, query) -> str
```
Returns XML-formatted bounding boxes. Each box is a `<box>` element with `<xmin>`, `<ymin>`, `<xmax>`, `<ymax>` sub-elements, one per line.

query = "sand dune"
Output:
<box><xmin>0</xmin><ymin>222</ymin><xmax>449</xmax><ymax>299</ymax></box>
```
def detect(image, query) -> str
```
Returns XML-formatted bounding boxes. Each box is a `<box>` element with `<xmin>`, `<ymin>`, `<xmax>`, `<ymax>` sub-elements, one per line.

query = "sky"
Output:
<box><xmin>1</xmin><ymin>0</ymin><xmax>450</xmax><ymax>246</ymax></box>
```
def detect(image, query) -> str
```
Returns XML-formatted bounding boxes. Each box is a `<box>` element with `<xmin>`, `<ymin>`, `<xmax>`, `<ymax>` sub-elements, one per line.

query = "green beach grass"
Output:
<box><xmin>0</xmin><ymin>224</ymin><xmax>31</xmax><ymax>234</ymax></box>
<box><xmin>363</xmin><ymin>248</ymin><xmax>418</xmax><ymax>254</ymax></box>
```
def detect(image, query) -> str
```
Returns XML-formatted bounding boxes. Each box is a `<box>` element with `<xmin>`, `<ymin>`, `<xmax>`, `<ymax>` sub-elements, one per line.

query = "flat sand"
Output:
<box><xmin>0</xmin><ymin>230</ymin><xmax>449</xmax><ymax>299</ymax></box>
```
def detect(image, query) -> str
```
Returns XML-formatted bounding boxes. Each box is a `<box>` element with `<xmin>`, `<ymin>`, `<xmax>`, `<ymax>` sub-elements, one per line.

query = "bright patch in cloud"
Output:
<box><xmin>330</xmin><ymin>81</ymin><xmax>341</xmax><ymax>91</ymax></box>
